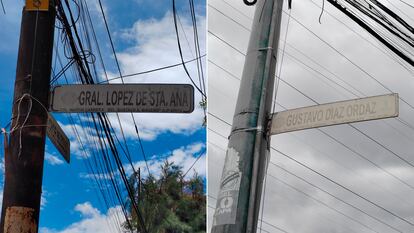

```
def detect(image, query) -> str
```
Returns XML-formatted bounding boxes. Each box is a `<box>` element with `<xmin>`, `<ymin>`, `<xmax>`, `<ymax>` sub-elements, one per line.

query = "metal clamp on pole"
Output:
<box><xmin>245</xmin><ymin>47</ymin><xmax>274</xmax><ymax>55</ymax></box>
<box><xmin>257</xmin><ymin>47</ymin><xmax>274</xmax><ymax>51</ymax></box>
<box><xmin>257</xmin><ymin>47</ymin><xmax>276</xmax><ymax>58</ymax></box>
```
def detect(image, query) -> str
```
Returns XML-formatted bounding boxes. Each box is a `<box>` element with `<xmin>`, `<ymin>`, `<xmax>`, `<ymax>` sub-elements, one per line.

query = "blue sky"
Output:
<box><xmin>0</xmin><ymin>0</ymin><xmax>206</xmax><ymax>232</ymax></box>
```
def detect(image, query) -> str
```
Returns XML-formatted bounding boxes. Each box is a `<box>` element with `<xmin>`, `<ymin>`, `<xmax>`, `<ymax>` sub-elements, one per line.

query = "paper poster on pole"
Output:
<box><xmin>213</xmin><ymin>148</ymin><xmax>242</xmax><ymax>226</ymax></box>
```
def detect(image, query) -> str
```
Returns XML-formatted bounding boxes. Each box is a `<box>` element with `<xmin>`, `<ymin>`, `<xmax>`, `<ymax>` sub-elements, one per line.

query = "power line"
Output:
<box><xmin>96</xmin><ymin>1</ymin><xmax>153</xmax><ymax>194</ymax></box>
<box><xmin>189</xmin><ymin>0</ymin><xmax>206</xmax><ymax>96</ymax></box>
<box><xmin>54</xmin><ymin>43</ymin><xmax>124</xmax><ymax>232</ymax></box>
<box><xmin>99</xmin><ymin>55</ymin><xmax>206</xmax><ymax>84</ymax></box>
<box><xmin>211</xmin><ymin>54</ymin><xmax>414</xmax><ymax>198</ymax></box>
<box><xmin>269</xmin><ymin>175</ymin><xmax>380</xmax><ymax>233</ymax></box>
<box><xmin>95</xmin><ymin>0</ymin><xmax>150</xmax><ymax>181</ymax></box>
<box><xmin>272</xmin><ymin>147</ymin><xmax>414</xmax><ymax>227</ymax></box>
<box><xmin>0</xmin><ymin>0</ymin><xmax>5</xmax><ymax>14</ymax></box>
<box><xmin>208</xmin><ymin>120</ymin><xmax>414</xmax><ymax>229</ymax></box>
<box><xmin>270</xmin><ymin>162</ymin><xmax>403</xmax><ymax>232</ymax></box>
<box><xmin>172</xmin><ymin>0</ymin><xmax>206</xmax><ymax>98</ymax></box>
<box><xmin>209</xmin><ymin>21</ymin><xmax>414</xmax><ymax>176</ymax></box>
<box><xmin>182</xmin><ymin>148</ymin><xmax>206</xmax><ymax>179</ymax></box>
<box><xmin>208</xmin><ymin>129</ymin><xmax>404</xmax><ymax>232</ymax></box>
<box><xmin>397</xmin><ymin>0</ymin><xmax>414</xmax><ymax>9</ymax></box>
<box><xmin>56</xmin><ymin>1</ymin><xmax>146</xmax><ymax>231</ymax></box>
<box><xmin>208</xmin><ymin>0</ymin><xmax>414</xmax><ymax>231</ymax></box>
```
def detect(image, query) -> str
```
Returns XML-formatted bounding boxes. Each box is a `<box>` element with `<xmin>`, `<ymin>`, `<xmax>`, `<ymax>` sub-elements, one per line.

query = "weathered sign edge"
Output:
<box><xmin>46</xmin><ymin>113</ymin><xmax>70</xmax><ymax>163</ymax></box>
<box><xmin>49</xmin><ymin>83</ymin><xmax>195</xmax><ymax>113</ymax></box>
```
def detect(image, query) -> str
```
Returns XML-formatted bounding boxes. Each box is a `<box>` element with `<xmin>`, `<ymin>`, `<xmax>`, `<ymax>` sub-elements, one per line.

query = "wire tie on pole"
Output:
<box><xmin>7</xmin><ymin>93</ymin><xmax>49</xmax><ymax>158</ymax></box>
<box><xmin>257</xmin><ymin>47</ymin><xmax>275</xmax><ymax>57</ymax></box>
<box><xmin>246</xmin><ymin>47</ymin><xmax>274</xmax><ymax>54</ymax></box>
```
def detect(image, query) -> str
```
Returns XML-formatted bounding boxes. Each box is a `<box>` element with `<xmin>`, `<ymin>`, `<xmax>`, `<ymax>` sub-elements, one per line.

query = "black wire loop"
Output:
<box><xmin>244</xmin><ymin>0</ymin><xmax>257</xmax><ymax>6</ymax></box>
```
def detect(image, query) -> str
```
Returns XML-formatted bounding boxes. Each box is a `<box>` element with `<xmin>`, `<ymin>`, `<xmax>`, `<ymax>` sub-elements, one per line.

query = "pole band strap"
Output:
<box><xmin>229</xmin><ymin>126</ymin><xmax>264</xmax><ymax>139</ymax></box>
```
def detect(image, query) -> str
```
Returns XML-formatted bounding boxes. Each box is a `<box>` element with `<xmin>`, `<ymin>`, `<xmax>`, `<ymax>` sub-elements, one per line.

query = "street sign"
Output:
<box><xmin>26</xmin><ymin>0</ymin><xmax>49</xmax><ymax>11</ymax></box>
<box><xmin>47</xmin><ymin>114</ymin><xmax>70</xmax><ymax>163</ymax></box>
<box><xmin>50</xmin><ymin>84</ymin><xmax>195</xmax><ymax>113</ymax></box>
<box><xmin>271</xmin><ymin>93</ymin><xmax>399</xmax><ymax>135</ymax></box>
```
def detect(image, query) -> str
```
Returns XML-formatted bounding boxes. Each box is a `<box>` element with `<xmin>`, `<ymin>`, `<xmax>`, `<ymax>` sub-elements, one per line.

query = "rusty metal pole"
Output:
<box><xmin>0</xmin><ymin>1</ymin><xmax>56</xmax><ymax>232</ymax></box>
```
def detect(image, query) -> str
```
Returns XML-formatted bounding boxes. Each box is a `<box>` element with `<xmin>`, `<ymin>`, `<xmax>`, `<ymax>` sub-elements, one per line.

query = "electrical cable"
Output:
<box><xmin>209</xmin><ymin>58</ymin><xmax>414</xmax><ymax>209</ymax></box>
<box><xmin>55</xmin><ymin>1</ymin><xmax>147</xmax><ymax>231</ymax></box>
<box><xmin>54</xmin><ymin>41</ymin><xmax>124</xmax><ymax>232</ymax></box>
<box><xmin>96</xmin><ymin>0</ymin><xmax>152</xmax><ymax>179</ymax></box>
<box><xmin>325</xmin><ymin>0</ymin><xmax>414</xmax><ymax>66</ymax></box>
<box><xmin>182</xmin><ymin>148</ymin><xmax>206</xmax><ymax>179</ymax></box>
<box><xmin>397</xmin><ymin>0</ymin><xmax>414</xmax><ymax>9</ymax></box>
<box><xmin>100</xmin><ymin>55</ymin><xmax>206</xmax><ymax>84</ymax></box>
<box><xmin>0</xmin><ymin>0</ymin><xmax>5</xmax><ymax>14</ymax></box>
<box><xmin>172</xmin><ymin>0</ymin><xmax>206</xmax><ymax>98</ymax></box>
<box><xmin>209</xmin><ymin>13</ymin><xmax>414</xmax><ymax>172</ymax></box>
<box><xmin>208</xmin><ymin>117</ymin><xmax>413</xmax><ymax>230</ymax></box>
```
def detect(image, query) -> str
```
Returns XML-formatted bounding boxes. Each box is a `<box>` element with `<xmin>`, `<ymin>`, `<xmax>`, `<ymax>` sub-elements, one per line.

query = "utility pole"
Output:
<box><xmin>0</xmin><ymin>1</ymin><xmax>56</xmax><ymax>233</ymax></box>
<box><xmin>211</xmin><ymin>0</ymin><xmax>284</xmax><ymax>232</ymax></box>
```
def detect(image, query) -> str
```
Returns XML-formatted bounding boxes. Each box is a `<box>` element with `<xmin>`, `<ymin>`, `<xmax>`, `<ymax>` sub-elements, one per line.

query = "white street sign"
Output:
<box><xmin>271</xmin><ymin>94</ymin><xmax>399</xmax><ymax>135</ymax></box>
<box><xmin>50</xmin><ymin>84</ymin><xmax>194</xmax><ymax>113</ymax></box>
<box><xmin>47</xmin><ymin>114</ymin><xmax>70</xmax><ymax>163</ymax></box>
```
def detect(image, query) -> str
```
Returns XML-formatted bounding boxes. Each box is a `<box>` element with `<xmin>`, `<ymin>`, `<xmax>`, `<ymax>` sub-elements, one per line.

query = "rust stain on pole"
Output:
<box><xmin>4</xmin><ymin>207</ymin><xmax>37</xmax><ymax>233</ymax></box>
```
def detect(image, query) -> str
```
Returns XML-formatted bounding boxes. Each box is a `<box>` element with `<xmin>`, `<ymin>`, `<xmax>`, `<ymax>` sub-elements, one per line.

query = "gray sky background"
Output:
<box><xmin>207</xmin><ymin>0</ymin><xmax>414</xmax><ymax>232</ymax></box>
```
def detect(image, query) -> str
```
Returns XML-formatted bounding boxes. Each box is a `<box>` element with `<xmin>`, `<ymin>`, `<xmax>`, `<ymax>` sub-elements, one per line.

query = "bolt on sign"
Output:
<box><xmin>47</xmin><ymin>114</ymin><xmax>70</xmax><ymax>163</ymax></box>
<box><xmin>26</xmin><ymin>0</ymin><xmax>49</xmax><ymax>11</ymax></box>
<box><xmin>50</xmin><ymin>84</ymin><xmax>195</xmax><ymax>113</ymax></box>
<box><xmin>271</xmin><ymin>93</ymin><xmax>399</xmax><ymax>135</ymax></box>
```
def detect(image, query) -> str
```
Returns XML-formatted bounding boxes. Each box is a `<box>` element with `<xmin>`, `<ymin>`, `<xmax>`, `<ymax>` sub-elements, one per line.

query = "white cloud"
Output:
<box><xmin>79</xmin><ymin>142</ymin><xmax>206</xmax><ymax>182</ymax></box>
<box><xmin>74</xmin><ymin>202</ymin><xmax>100</xmax><ymax>218</ymax></box>
<box><xmin>127</xmin><ymin>142</ymin><xmax>206</xmax><ymax>179</ymax></box>
<box><xmin>45</xmin><ymin>153</ymin><xmax>64</xmax><ymax>166</ymax></box>
<box><xmin>0</xmin><ymin>158</ymin><xmax>4</xmax><ymax>174</ymax></box>
<box><xmin>100</xmin><ymin>11</ymin><xmax>206</xmax><ymax>140</ymax></box>
<box><xmin>48</xmin><ymin>9</ymin><xmax>206</xmax><ymax>163</ymax></box>
<box><xmin>40</xmin><ymin>202</ymin><xmax>125</xmax><ymax>233</ymax></box>
<box><xmin>41</xmin><ymin>189</ymin><xmax>48</xmax><ymax>210</ymax></box>
<box><xmin>79</xmin><ymin>172</ymin><xmax>117</xmax><ymax>181</ymax></box>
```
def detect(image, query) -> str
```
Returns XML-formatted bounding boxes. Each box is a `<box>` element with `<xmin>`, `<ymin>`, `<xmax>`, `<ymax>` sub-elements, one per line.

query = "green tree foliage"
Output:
<box><xmin>123</xmin><ymin>161</ymin><xmax>206</xmax><ymax>233</ymax></box>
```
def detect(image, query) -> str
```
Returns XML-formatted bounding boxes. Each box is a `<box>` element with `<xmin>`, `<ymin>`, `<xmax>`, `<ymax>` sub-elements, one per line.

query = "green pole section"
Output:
<box><xmin>211</xmin><ymin>0</ymin><xmax>284</xmax><ymax>232</ymax></box>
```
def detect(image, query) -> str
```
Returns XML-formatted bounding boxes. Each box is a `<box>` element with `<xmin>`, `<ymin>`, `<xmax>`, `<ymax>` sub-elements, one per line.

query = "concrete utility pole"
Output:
<box><xmin>211</xmin><ymin>0</ymin><xmax>284</xmax><ymax>232</ymax></box>
<box><xmin>0</xmin><ymin>1</ymin><xmax>56</xmax><ymax>232</ymax></box>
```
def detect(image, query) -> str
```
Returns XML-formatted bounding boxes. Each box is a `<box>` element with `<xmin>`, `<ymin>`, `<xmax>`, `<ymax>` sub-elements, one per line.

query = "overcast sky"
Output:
<box><xmin>208</xmin><ymin>0</ymin><xmax>414</xmax><ymax>232</ymax></box>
